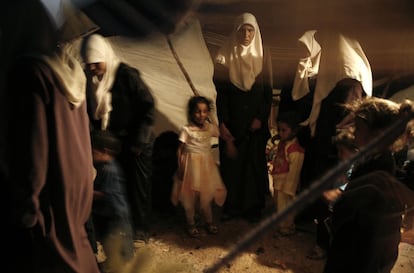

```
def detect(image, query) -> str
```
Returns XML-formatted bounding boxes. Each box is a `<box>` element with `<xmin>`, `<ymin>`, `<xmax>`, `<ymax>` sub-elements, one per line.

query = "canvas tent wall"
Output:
<box><xmin>107</xmin><ymin>15</ymin><xmax>219</xmax><ymax>140</ymax></box>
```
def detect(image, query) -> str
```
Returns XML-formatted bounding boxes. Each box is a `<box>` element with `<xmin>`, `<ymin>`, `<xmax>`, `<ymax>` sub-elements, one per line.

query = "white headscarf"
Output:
<box><xmin>215</xmin><ymin>12</ymin><xmax>263</xmax><ymax>91</ymax></box>
<box><xmin>303</xmin><ymin>32</ymin><xmax>373</xmax><ymax>136</ymax></box>
<box><xmin>41</xmin><ymin>48</ymin><xmax>87</xmax><ymax>108</ymax></box>
<box><xmin>83</xmin><ymin>34</ymin><xmax>120</xmax><ymax>130</ymax></box>
<box><xmin>291</xmin><ymin>30</ymin><xmax>321</xmax><ymax>101</ymax></box>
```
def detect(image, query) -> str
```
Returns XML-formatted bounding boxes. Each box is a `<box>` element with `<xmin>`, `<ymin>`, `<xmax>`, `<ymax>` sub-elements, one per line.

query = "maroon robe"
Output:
<box><xmin>5</xmin><ymin>57</ymin><xmax>100</xmax><ymax>273</ymax></box>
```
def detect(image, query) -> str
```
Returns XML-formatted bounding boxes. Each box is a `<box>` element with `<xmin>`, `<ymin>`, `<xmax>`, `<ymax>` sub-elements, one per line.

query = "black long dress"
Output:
<box><xmin>213</xmin><ymin>48</ymin><xmax>273</xmax><ymax>221</ymax></box>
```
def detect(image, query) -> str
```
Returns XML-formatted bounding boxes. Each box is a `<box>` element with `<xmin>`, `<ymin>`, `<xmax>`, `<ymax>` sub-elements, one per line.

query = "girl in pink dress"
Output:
<box><xmin>171</xmin><ymin>96</ymin><xmax>227</xmax><ymax>237</ymax></box>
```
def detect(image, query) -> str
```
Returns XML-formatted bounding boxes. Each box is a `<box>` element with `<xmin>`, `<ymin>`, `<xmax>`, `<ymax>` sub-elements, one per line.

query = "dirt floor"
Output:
<box><xmin>97</xmin><ymin>193</ymin><xmax>414</xmax><ymax>273</ymax></box>
<box><xmin>112</xmin><ymin>197</ymin><xmax>326</xmax><ymax>273</ymax></box>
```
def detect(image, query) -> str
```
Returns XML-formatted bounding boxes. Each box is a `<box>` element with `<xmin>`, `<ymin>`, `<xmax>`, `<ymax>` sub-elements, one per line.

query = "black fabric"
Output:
<box><xmin>87</xmin><ymin>63</ymin><xmax>155</xmax><ymax>236</ymax></box>
<box><xmin>120</xmin><ymin>141</ymin><xmax>154</xmax><ymax>234</ymax></box>
<box><xmin>324</xmin><ymin>171</ymin><xmax>414</xmax><ymax>273</ymax></box>
<box><xmin>151</xmin><ymin>131</ymin><xmax>180</xmax><ymax>212</ymax></box>
<box><xmin>214</xmin><ymin>48</ymin><xmax>273</xmax><ymax>219</ymax></box>
<box><xmin>351</xmin><ymin>151</ymin><xmax>396</xmax><ymax>180</ymax></box>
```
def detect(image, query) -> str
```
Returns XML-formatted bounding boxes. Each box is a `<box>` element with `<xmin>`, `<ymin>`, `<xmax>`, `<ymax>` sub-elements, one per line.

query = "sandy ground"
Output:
<box><xmin>98</xmin><ymin>195</ymin><xmax>414</xmax><ymax>273</ymax></box>
<box><xmin>141</xmin><ymin>214</ymin><xmax>325</xmax><ymax>273</ymax></box>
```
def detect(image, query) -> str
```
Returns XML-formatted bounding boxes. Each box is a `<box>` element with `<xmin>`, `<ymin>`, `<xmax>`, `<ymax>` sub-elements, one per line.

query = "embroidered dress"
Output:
<box><xmin>272</xmin><ymin>137</ymin><xmax>305</xmax><ymax>196</ymax></box>
<box><xmin>171</xmin><ymin>123</ymin><xmax>226</xmax><ymax>210</ymax></box>
<box><xmin>271</xmin><ymin>137</ymin><xmax>305</xmax><ymax>232</ymax></box>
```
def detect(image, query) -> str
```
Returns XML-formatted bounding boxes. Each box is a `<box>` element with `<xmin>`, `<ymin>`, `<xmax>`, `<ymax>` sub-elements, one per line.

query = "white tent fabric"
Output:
<box><xmin>108</xmin><ymin>15</ymin><xmax>219</xmax><ymax>138</ymax></box>
<box><xmin>390</xmin><ymin>85</ymin><xmax>414</xmax><ymax>103</ymax></box>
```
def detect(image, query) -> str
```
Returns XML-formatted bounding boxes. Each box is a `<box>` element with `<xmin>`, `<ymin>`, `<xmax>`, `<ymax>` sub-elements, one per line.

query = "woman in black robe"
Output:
<box><xmin>81</xmin><ymin>34</ymin><xmax>155</xmax><ymax>242</ymax></box>
<box><xmin>213</xmin><ymin>12</ymin><xmax>273</xmax><ymax>222</ymax></box>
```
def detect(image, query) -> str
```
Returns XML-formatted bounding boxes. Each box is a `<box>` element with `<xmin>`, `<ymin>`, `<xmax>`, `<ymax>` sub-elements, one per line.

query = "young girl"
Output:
<box><xmin>271</xmin><ymin>112</ymin><xmax>305</xmax><ymax>236</ymax></box>
<box><xmin>324</xmin><ymin>97</ymin><xmax>414</xmax><ymax>273</ymax></box>
<box><xmin>171</xmin><ymin>96</ymin><xmax>227</xmax><ymax>237</ymax></box>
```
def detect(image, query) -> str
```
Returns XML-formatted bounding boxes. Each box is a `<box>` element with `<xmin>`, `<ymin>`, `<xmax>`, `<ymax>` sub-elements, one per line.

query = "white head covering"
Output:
<box><xmin>42</xmin><ymin>50</ymin><xmax>87</xmax><ymax>108</ymax></box>
<box><xmin>82</xmin><ymin>34</ymin><xmax>120</xmax><ymax>130</ymax></box>
<box><xmin>35</xmin><ymin>0</ymin><xmax>86</xmax><ymax>107</ymax></box>
<box><xmin>303</xmin><ymin>33</ymin><xmax>373</xmax><ymax>136</ymax></box>
<box><xmin>291</xmin><ymin>30</ymin><xmax>321</xmax><ymax>101</ymax></box>
<box><xmin>215</xmin><ymin>12</ymin><xmax>263</xmax><ymax>91</ymax></box>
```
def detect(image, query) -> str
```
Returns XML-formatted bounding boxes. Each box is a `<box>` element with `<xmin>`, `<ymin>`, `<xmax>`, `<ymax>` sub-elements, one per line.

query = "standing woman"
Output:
<box><xmin>4</xmin><ymin>1</ymin><xmax>101</xmax><ymax>272</ymax></box>
<box><xmin>213</xmin><ymin>12</ymin><xmax>273</xmax><ymax>222</ymax></box>
<box><xmin>81</xmin><ymin>34</ymin><xmax>155</xmax><ymax>243</ymax></box>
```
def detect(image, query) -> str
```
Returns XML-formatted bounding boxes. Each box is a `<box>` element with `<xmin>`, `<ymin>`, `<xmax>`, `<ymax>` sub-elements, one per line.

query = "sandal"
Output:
<box><xmin>205</xmin><ymin>223</ymin><xmax>218</xmax><ymax>235</ymax></box>
<box><xmin>187</xmin><ymin>225</ymin><xmax>200</xmax><ymax>238</ymax></box>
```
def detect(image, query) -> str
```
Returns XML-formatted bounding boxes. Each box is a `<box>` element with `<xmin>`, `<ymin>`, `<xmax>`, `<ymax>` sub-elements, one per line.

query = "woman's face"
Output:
<box><xmin>86</xmin><ymin>62</ymin><xmax>107</xmax><ymax>80</ymax></box>
<box><xmin>237</xmin><ymin>24</ymin><xmax>255</xmax><ymax>46</ymax></box>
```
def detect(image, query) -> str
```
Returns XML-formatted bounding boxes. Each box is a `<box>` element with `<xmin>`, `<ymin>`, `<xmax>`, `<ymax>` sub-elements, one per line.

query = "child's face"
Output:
<box><xmin>191</xmin><ymin>102</ymin><xmax>209</xmax><ymax>127</ymax></box>
<box><xmin>277</xmin><ymin>121</ymin><xmax>294</xmax><ymax>141</ymax></box>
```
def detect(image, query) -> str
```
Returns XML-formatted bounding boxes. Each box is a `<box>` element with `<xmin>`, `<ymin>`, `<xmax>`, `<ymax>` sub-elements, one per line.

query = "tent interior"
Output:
<box><xmin>2</xmin><ymin>0</ymin><xmax>414</xmax><ymax>150</ymax></box>
<box><xmin>79</xmin><ymin>1</ymin><xmax>414</xmax><ymax>83</ymax></box>
<box><xmin>1</xmin><ymin>2</ymin><xmax>414</xmax><ymax>271</ymax></box>
<box><xmin>76</xmin><ymin>0</ymin><xmax>414</xmax><ymax>135</ymax></box>
<box><xmin>4</xmin><ymin>0</ymin><xmax>414</xmax><ymax>137</ymax></box>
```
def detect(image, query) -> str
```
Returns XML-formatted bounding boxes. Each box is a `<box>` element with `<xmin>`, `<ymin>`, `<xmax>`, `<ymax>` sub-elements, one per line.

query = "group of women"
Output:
<box><xmin>214</xmin><ymin>11</ymin><xmax>414</xmax><ymax>273</ymax></box>
<box><xmin>3</xmin><ymin>1</ymin><xmax>414</xmax><ymax>272</ymax></box>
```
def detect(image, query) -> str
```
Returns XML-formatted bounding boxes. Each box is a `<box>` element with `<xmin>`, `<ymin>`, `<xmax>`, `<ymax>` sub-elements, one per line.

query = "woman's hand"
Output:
<box><xmin>219</xmin><ymin>123</ymin><xmax>235</xmax><ymax>142</ymax></box>
<box><xmin>250</xmin><ymin>118</ymin><xmax>262</xmax><ymax>132</ymax></box>
<box><xmin>219</xmin><ymin>123</ymin><xmax>237</xmax><ymax>158</ymax></box>
<box><xmin>225</xmin><ymin>139</ymin><xmax>238</xmax><ymax>158</ymax></box>
<box><xmin>322</xmin><ymin>188</ymin><xmax>342</xmax><ymax>203</ymax></box>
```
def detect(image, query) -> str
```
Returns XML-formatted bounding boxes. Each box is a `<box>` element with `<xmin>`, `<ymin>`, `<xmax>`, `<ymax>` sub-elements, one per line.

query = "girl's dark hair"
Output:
<box><xmin>187</xmin><ymin>96</ymin><xmax>212</xmax><ymax>121</ymax></box>
<box><xmin>277</xmin><ymin>111</ymin><xmax>302</xmax><ymax>131</ymax></box>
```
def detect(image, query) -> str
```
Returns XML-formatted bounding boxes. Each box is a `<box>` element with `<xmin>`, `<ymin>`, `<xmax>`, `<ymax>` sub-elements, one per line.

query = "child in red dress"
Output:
<box><xmin>271</xmin><ymin>112</ymin><xmax>305</xmax><ymax>236</ymax></box>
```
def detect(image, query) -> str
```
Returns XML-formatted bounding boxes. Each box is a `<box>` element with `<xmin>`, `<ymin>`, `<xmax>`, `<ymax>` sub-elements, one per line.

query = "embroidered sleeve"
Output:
<box><xmin>286</xmin><ymin>150</ymin><xmax>305</xmax><ymax>190</ymax></box>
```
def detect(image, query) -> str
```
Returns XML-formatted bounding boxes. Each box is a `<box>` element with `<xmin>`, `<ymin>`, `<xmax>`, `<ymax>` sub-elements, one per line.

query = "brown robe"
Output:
<box><xmin>5</xmin><ymin>57</ymin><xmax>100</xmax><ymax>273</ymax></box>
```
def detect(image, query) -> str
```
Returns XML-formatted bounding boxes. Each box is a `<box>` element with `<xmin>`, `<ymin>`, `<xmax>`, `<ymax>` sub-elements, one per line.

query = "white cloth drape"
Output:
<box><xmin>42</xmin><ymin>50</ymin><xmax>86</xmax><ymax>108</ymax></box>
<box><xmin>83</xmin><ymin>34</ymin><xmax>120</xmax><ymax>130</ymax></box>
<box><xmin>291</xmin><ymin>30</ymin><xmax>321</xmax><ymax>101</ymax></box>
<box><xmin>303</xmin><ymin>33</ymin><xmax>373</xmax><ymax>136</ymax></box>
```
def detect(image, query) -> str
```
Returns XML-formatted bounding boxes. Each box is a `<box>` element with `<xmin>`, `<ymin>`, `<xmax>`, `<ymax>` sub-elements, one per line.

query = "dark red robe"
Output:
<box><xmin>6</xmin><ymin>57</ymin><xmax>100</xmax><ymax>273</ymax></box>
